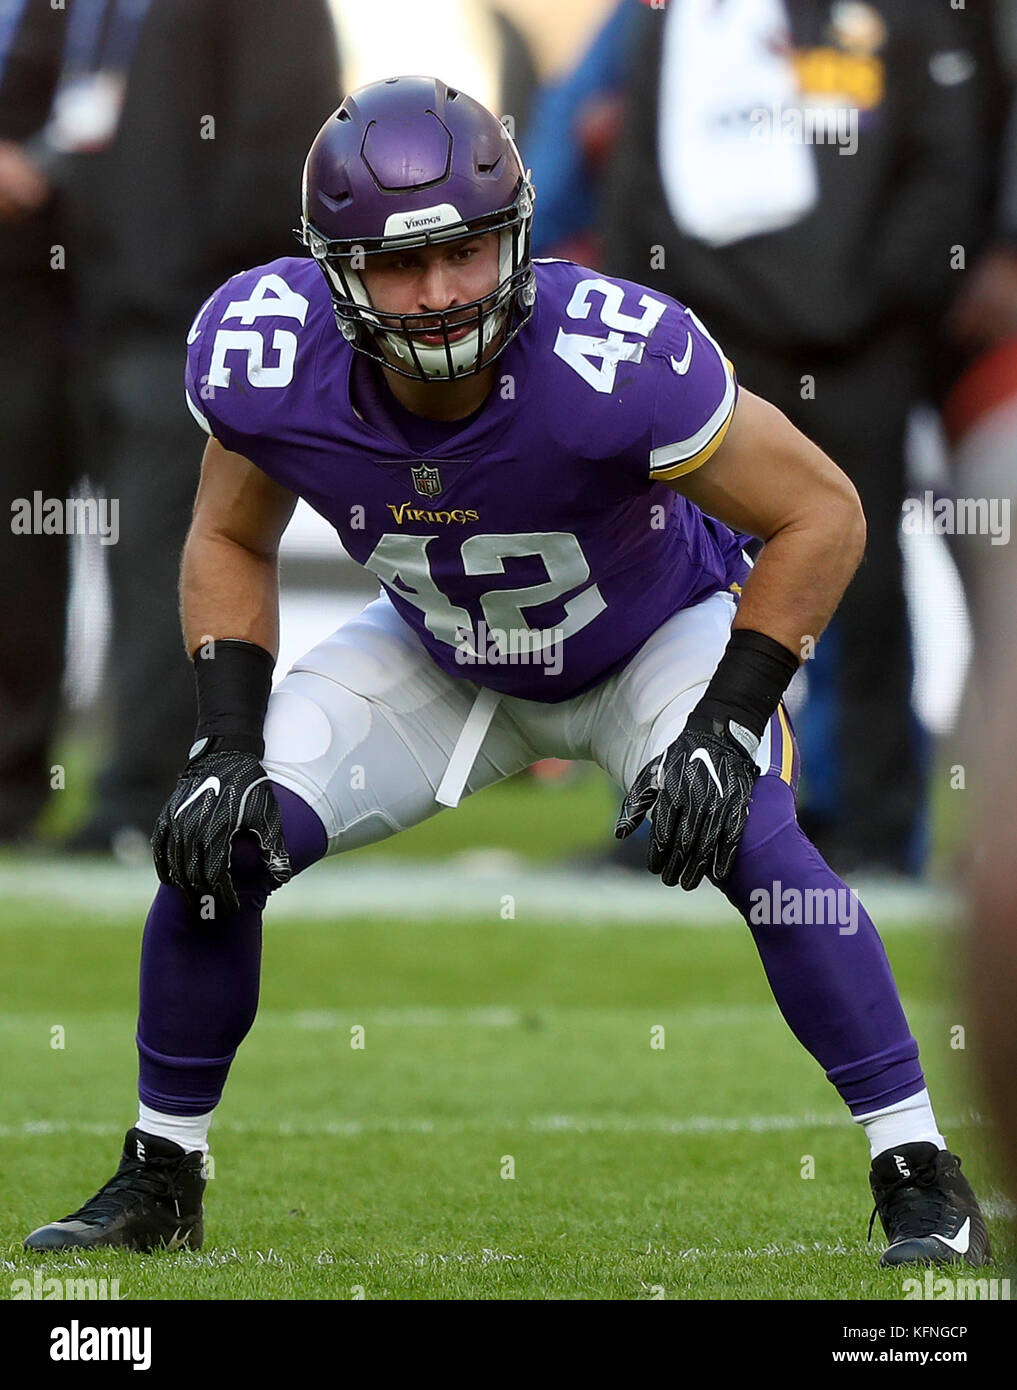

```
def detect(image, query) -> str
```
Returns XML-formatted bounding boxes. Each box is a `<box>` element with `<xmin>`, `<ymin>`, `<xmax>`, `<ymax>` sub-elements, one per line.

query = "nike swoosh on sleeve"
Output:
<box><xmin>670</xmin><ymin>332</ymin><xmax>694</xmax><ymax>375</ymax></box>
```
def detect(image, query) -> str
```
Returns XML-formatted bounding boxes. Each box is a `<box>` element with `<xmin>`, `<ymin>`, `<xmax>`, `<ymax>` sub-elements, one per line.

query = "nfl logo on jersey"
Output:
<box><xmin>411</xmin><ymin>463</ymin><xmax>442</xmax><ymax>498</ymax></box>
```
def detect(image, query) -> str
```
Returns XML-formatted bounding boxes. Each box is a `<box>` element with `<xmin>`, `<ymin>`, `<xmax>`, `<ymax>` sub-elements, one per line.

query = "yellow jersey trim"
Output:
<box><xmin>776</xmin><ymin>702</ymin><xmax>794</xmax><ymax>786</ymax></box>
<box><xmin>649</xmin><ymin>405</ymin><xmax>735</xmax><ymax>482</ymax></box>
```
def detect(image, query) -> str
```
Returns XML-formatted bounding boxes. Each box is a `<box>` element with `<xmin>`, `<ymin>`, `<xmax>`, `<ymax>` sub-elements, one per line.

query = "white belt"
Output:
<box><xmin>435</xmin><ymin>686</ymin><xmax>502</xmax><ymax>808</ymax></box>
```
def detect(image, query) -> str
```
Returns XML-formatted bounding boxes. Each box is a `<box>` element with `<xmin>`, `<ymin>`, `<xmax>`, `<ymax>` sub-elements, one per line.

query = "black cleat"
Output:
<box><xmin>24</xmin><ymin>1127</ymin><xmax>205</xmax><ymax>1252</ymax></box>
<box><xmin>868</xmin><ymin>1142</ymin><xmax>991</xmax><ymax>1268</ymax></box>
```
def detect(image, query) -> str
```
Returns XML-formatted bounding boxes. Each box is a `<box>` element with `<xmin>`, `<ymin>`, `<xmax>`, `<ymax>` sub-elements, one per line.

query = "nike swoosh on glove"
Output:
<box><xmin>614</xmin><ymin>716</ymin><xmax>760</xmax><ymax>889</ymax></box>
<box><xmin>151</xmin><ymin>744</ymin><xmax>292</xmax><ymax>917</ymax></box>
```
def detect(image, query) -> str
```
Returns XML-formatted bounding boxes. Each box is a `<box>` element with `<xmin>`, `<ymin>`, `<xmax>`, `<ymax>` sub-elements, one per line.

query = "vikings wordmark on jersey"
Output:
<box><xmin>185</xmin><ymin>256</ymin><xmax>750</xmax><ymax>702</ymax></box>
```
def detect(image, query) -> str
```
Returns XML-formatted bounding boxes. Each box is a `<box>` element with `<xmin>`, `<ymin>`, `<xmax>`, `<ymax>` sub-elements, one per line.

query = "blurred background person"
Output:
<box><xmin>0</xmin><ymin>0</ymin><xmax>77</xmax><ymax>848</ymax></box>
<box><xmin>526</xmin><ymin>0</ymin><xmax>988</xmax><ymax>881</ymax></box>
<box><xmin>949</xmin><ymin>5</ymin><xmax>1017</xmax><ymax>1237</ymax></box>
<box><xmin>943</xmin><ymin>0</ymin><xmax>1017</xmax><ymax>669</ymax></box>
<box><xmin>0</xmin><ymin>0</ymin><xmax>341</xmax><ymax>855</ymax></box>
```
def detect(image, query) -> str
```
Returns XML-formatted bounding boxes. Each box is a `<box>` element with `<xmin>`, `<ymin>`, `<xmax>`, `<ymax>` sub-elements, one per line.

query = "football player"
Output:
<box><xmin>24</xmin><ymin>77</ymin><xmax>989</xmax><ymax>1268</ymax></box>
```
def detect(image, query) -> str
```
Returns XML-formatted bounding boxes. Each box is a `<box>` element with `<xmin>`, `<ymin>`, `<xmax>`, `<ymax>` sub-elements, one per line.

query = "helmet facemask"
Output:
<box><xmin>301</xmin><ymin>182</ymin><xmax>536</xmax><ymax>382</ymax></box>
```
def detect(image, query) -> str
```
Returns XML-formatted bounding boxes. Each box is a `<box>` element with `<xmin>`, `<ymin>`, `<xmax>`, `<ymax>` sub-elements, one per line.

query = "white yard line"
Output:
<box><xmin>0</xmin><ymin>1111</ymin><xmax>985</xmax><ymax>1141</ymax></box>
<box><xmin>0</xmin><ymin>1001</ymin><xmax>950</xmax><ymax>1032</ymax></box>
<box><xmin>0</xmin><ymin>860</ymin><xmax>959</xmax><ymax>926</ymax></box>
<box><xmin>0</xmin><ymin>1244</ymin><xmax>869</xmax><ymax>1271</ymax></box>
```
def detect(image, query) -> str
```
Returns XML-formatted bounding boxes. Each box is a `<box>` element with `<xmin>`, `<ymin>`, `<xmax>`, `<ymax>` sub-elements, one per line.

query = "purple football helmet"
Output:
<box><xmin>299</xmin><ymin>76</ymin><xmax>536</xmax><ymax>381</ymax></box>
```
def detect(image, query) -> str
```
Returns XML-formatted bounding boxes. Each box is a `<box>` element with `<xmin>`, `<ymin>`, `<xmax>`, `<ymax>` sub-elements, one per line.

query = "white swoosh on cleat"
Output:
<box><xmin>931</xmin><ymin>1218</ymin><xmax>971</xmax><ymax>1254</ymax></box>
<box><xmin>689</xmin><ymin>748</ymin><xmax>724</xmax><ymax>795</ymax></box>
<box><xmin>887</xmin><ymin>1218</ymin><xmax>972</xmax><ymax>1257</ymax></box>
<box><xmin>173</xmin><ymin>776</ymin><xmax>222</xmax><ymax>818</ymax></box>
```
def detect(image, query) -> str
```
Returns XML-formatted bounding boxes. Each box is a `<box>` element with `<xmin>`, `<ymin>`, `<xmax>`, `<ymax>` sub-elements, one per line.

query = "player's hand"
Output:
<box><xmin>151</xmin><ymin>739</ymin><xmax>292</xmax><ymax>916</ymax></box>
<box><xmin>615</xmin><ymin>716</ymin><xmax>760</xmax><ymax>889</ymax></box>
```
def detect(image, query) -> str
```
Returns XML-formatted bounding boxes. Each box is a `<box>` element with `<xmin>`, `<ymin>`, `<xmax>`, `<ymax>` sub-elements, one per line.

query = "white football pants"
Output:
<box><xmin>262</xmin><ymin>588</ymin><xmax>788</xmax><ymax>855</ymax></box>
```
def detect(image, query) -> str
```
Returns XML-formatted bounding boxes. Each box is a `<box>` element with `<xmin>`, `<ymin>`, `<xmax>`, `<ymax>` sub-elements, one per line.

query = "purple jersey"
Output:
<box><xmin>184</xmin><ymin>256</ymin><xmax>750</xmax><ymax>700</ymax></box>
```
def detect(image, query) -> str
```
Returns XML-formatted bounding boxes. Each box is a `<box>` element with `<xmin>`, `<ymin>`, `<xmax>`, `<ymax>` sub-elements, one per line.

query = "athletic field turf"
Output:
<box><xmin>1</xmin><ymin>769</ymin><xmax>1012</xmax><ymax>1300</ymax></box>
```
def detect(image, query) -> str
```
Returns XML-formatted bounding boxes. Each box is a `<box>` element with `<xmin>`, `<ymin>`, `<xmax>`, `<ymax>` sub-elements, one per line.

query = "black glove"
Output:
<box><xmin>615</xmin><ymin>715</ymin><xmax>760</xmax><ymax>889</ymax></box>
<box><xmin>151</xmin><ymin>736</ymin><xmax>292</xmax><ymax>916</ymax></box>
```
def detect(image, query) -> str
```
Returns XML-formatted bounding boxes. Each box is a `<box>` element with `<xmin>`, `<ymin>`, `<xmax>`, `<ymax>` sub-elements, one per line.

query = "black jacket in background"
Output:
<box><xmin>600</xmin><ymin>0</ymin><xmax>986</xmax><ymax>356</ymax></box>
<box><xmin>38</xmin><ymin>0</ymin><xmax>341</xmax><ymax>336</ymax></box>
<box><xmin>0</xmin><ymin>0</ymin><xmax>65</xmax><ymax>283</ymax></box>
<box><xmin>0</xmin><ymin>0</ymin><xmax>62</xmax><ymax>140</ymax></box>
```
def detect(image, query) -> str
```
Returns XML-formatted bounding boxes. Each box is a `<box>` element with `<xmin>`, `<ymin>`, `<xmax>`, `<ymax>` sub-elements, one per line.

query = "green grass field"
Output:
<box><xmin>2</xmin><ymin>767</ymin><xmax>1012</xmax><ymax>1300</ymax></box>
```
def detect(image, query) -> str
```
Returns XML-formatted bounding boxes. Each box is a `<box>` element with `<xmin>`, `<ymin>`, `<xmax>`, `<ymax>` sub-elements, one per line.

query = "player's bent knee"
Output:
<box><xmin>225</xmin><ymin>785</ymin><xmax>329</xmax><ymax>906</ymax></box>
<box><xmin>228</xmin><ymin>832</ymin><xmax>276</xmax><ymax>908</ymax></box>
<box><xmin>271</xmin><ymin>782</ymin><xmax>329</xmax><ymax>874</ymax></box>
<box><xmin>717</xmin><ymin>774</ymin><xmax>799</xmax><ymax>902</ymax></box>
<box><xmin>720</xmin><ymin>772</ymin><xmax>845</xmax><ymax>914</ymax></box>
<box><xmin>737</xmin><ymin>773</ymin><xmax>798</xmax><ymax>858</ymax></box>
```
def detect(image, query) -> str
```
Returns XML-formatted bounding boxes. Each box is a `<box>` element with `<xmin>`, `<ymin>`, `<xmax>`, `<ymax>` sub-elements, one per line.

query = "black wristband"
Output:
<box><xmin>690</xmin><ymin>628</ymin><xmax>800</xmax><ymax>741</ymax></box>
<box><xmin>190</xmin><ymin>638</ymin><xmax>274</xmax><ymax>759</ymax></box>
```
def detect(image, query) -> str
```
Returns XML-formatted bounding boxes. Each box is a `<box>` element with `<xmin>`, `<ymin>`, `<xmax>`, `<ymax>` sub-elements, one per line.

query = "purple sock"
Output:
<box><xmin>717</xmin><ymin>771</ymin><xmax>925</xmax><ymax>1116</ymax></box>
<box><xmin>136</xmin><ymin>784</ymin><xmax>327</xmax><ymax>1115</ymax></box>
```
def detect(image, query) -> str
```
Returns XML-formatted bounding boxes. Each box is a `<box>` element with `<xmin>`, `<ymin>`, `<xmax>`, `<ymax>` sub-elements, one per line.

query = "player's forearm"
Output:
<box><xmin>686</xmin><ymin>496</ymin><xmax>866</xmax><ymax>745</ymax></box>
<box><xmin>180</xmin><ymin>529</ymin><xmax>281</xmax><ymax>660</ymax></box>
<box><xmin>732</xmin><ymin>501</ymin><xmax>867</xmax><ymax>660</ymax></box>
<box><xmin>671</xmin><ymin>389</ymin><xmax>867</xmax><ymax>658</ymax></box>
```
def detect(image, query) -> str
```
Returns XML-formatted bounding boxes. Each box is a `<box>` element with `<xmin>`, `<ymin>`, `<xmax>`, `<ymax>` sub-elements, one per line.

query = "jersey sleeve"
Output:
<box><xmin>184</xmin><ymin>286</ymin><xmax>226</xmax><ymax>439</ymax></box>
<box><xmin>646</xmin><ymin>306</ymin><xmax>738</xmax><ymax>484</ymax></box>
<box><xmin>181</xmin><ymin>260</ymin><xmax>320</xmax><ymax>454</ymax></box>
